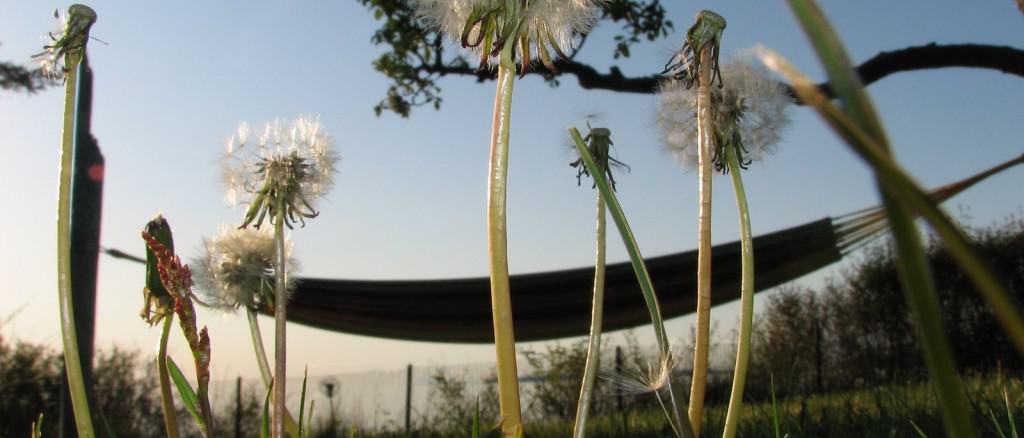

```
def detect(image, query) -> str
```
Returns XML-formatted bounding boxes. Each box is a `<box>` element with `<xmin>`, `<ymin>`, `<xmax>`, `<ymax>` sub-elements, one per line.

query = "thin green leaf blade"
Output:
<box><xmin>167</xmin><ymin>356</ymin><xmax>206</xmax><ymax>431</ymax></box>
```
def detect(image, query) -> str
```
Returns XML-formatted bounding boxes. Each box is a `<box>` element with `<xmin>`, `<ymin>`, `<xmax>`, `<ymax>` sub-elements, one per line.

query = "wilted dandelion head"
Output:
<box><xmin>657</xmin><ymin>57</ymin><xmax>792</xmax><ymax>172</ymax></box>
<box><xmin>192</xmin><ymin>226</ymin><xmax>298</xmax><ymax>312</ymax></box>
<box><xmin>602</xmin><ymin>351</ymin><xmax>678</xmax><ymax>396</ymax></box>
<box><xmin>414</xmin><ymin>0</ymin><xmax>602</xmax><ymax>72</ymax></box>
<box><xmin>33</xmin><ymin>5</ymin><xmax>97</xmax><ymax>79</ymax></box>
<box><xmin>223</xmin><ymin>117</ymin><xmax>339</xmax><ymax>229</ymax></box>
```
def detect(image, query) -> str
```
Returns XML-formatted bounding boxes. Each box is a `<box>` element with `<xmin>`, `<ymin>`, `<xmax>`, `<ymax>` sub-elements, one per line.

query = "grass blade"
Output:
<box><xmin>777</xmin><ymin>1</ymin><xmax>981</xmax><ymax>435</ymax></box>
<box><xmin>299</xmin><ymin>366</ymin><xmax>309</xmax><ymax>437</ymax></box>
<box><xmin>569</xmin><ymin>127</ymin><xmax>691</xmax><ymax>438</ymax></box>
<box><xmin>167</xmin><ymin>355</ymin><xmax>206</xmax><ymax>432</ymax></box>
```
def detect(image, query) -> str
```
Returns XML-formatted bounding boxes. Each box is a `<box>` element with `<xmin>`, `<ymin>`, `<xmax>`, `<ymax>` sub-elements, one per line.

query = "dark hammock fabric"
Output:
<box><xmin>274</xmin><ymin>218</ymin><xmax>840</xmax><ymax>343</ymax></box>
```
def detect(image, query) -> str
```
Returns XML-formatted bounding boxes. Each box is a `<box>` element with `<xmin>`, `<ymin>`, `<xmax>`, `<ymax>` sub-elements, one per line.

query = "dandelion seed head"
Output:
<box><xmin>414</xmin><ymin>0</ymin><xmax>602</xmax><ymax>69</ymax></box>
<box><xmin>222</xmin><ymin>116</ymin><xmax>339</xmax><ymax>229</ymax></box>
<box><xmin>192</xmin><ymin>226</ymin><xmax>298</xmax><ymax>312</ymax></box>
<box><xmin>657</xmin><ymin>57</ymin><xmax>792</xmax><ymax>171</ymax></box>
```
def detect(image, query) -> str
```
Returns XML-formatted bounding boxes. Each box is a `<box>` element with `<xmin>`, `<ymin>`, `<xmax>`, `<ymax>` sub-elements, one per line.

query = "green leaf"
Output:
<box><xmin>166</xmin><ymin>356</ymin><xmax>206</xmax><ymax>431</ymax></box>
<box><xmin>299</xmin><ymin>366</ymin><xmax>309</xmax><ymax>437</ymax></box>
<box><xmin>472</xmin><ymin>397</ymin><xmax>481</xmax><ymax>438</ymax></box>
<box><xmin>261</xmin><ymin>381</ymin><xmax>273</xmax><ymax>438</ymax></box>
<box><xmin>770</xmin><ymin>373</ymin><xmax>782</xmax><ymax>438</ymax></box>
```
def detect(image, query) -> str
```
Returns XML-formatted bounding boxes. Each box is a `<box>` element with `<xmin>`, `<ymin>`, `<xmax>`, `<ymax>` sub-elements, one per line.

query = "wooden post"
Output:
<box><xmin>615</xmin><ymin>346</ymin><xmax>626</xmax><ymax>434</ymax></box>
<box><xmin>405</xmin><ymin>364</ymin><xmax>413</xmax><ymax>434</ymax></box>
<box><xmin>235</xmin><ymin>377</ymin><xmax>243</xmax><ymax>438</ymax></box>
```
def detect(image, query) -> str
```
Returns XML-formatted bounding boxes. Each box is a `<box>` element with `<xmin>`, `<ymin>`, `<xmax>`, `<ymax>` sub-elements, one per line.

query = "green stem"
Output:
<box><xmin>488</xmin><ymin>45</ymin><xmax>523</xmax><ymax>438</ymax></box>
<box><xmin>57</xmin><ymin>40</ymin><xmax>95</xmax><ymax>438</ymax></box>
<box><xmin>248</xmin><ymin>308</ymin><xmax>301</xmax><ymax>437</ymax></box>
<box><xmin>688</xmin><ymin>46</ymin><xmax>715</xmax><ymax>437</ymax></box>
<box><xmin>722</xmin><ymin>145</ymin><xmax>754</xmax><ymax>438</ymax></box>
<box><xmin>569</xmin><ymin>128</ymin><xmax>691</xmax><ymax>438</ymax></box>
<box><xmin>573</xmin><ymin>192</ymin><xmax>606</xmax><ymax>438</ymax></box>
<box><xmin>158</xmin><ymin>315</ymin><xmax>181</xmax><ymax>438</ymax></box>
<box><xmin>272</xmin><ymin>197</ymin><xmax>288</xmax><ymax>438</ymax></box>
<box><xmin>248</xmin><ymin>308</ymin><xmax>273</xmax><ymax>387</ymax></box>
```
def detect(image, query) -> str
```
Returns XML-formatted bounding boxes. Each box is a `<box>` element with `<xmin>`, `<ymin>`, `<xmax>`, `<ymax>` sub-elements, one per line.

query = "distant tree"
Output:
<box><xmin>0</xmin><ymin>333</ymin><xmax>63</xmax><ymax>437</ymax></box>
<box><xmin>749</xmin><ymin>219</ymin><xmax>1024</xmax><ymax>398</ymax></box>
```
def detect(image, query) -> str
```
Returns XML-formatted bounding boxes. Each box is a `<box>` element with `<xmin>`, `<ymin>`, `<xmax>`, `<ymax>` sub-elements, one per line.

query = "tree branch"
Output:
<box><xmin>421</xmin><ymin>43</ymin><xmax>1024</xmax><ymax>103</ymax></box>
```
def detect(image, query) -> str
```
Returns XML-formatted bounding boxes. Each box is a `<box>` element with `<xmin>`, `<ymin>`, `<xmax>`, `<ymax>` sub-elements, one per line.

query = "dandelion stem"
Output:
<box><xmin>157</xmin><ymin>314</ymin><xmax>181</xmax><ymax>438</ymax></box>
<box><xmin>488</xmin><ymin>45</ymin><xmax>523</xmax><ymax>438</ymax></box>
<box><xmin>688</xmin><ymin>46</ymin><xmax>715</xmax><ymax>437</ymax></box>
<box><xmin>272</xmin><ymin>196</ymin><xmax>288</xmax><ymax>438</ymax></box>
<box><xmin>56</xmin><ymin>7</ymin><xmax>97</xmax><ymax>436</ymax></box>
<box><xmin>569</xmin><ymin>128</ymin><xmax>691</xmax><ymax>438</ymax></box>
<box><xmin>722</xmin><ymin>142</ymin><xmax>754</xmax><ymax>438</ymax></box>
<box><xmin>248</xmin><ymin>308</ymin><xmax>302</xmax><ymax>437</ymax></box>
<box><xmin>573</xmin><ymin>192</ymin><xmax>606</xmax><ymax>438</ymax></box>
<box><xmin>248</xmin><ymin>308</ymin><xmax>273</xmax><ymax>387</ymax></box>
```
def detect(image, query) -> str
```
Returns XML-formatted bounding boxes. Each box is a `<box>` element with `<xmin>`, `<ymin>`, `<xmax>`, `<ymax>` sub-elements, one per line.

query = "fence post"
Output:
<box><xmin>405</xmin><ymin>364</ymin><xmax>413</xmax><ymax>435</ymax></box>
<box><xmin>235</xmin><ymin>376</ymin><xmax>243</xmax><ymax>438</ymax></box>
<box><xmin>615</xmin><ymin>346</ymin><xmax>626</xmax><ymax>434</ymax></box>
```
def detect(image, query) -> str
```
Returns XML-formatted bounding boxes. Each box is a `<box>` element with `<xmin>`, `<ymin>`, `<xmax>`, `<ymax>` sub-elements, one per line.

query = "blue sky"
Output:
<box><xmin>1</xmin><ymin>0</ymin><xmax>1022</xmax><ymax>388</ymax></box>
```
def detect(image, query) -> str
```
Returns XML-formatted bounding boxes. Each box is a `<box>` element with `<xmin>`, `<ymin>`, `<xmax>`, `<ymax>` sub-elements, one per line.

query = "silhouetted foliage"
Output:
<box><xmin>749</xmin><ymin>218</ymin><xmax>1024</xmax><ymax>399</ymax></box>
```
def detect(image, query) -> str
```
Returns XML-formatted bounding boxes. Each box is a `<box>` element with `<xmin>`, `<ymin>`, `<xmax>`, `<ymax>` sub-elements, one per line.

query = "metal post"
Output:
<box><xmin>405</xmin><ymin>364</ymin><xmax>413</xmax><ymax>435</ymax></box>
<box><xmin>60</xmin><ymin>55</ymin><xmax>103</xmax><ymax>438</ymax></box>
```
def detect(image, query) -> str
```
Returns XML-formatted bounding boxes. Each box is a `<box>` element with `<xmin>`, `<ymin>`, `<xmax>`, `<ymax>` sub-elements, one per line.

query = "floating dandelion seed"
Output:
<box><xmin>223</xmin><ymin>117</ymin><xmax>339</xmax><ymax>229</ymax></box>
<box><xmin>415</xmin><ymin>0</ymin><xmax>602</xmax><ymax>72</ymax></box>
<box><xmin>192</xmin><ymin>227</ymin><xmax>298</xmax><ymax>312</ymax></box>
<box><xmin>658</xmin><ymin>57</ymin><xmax>793</xmax><ymax>172</ymax></box>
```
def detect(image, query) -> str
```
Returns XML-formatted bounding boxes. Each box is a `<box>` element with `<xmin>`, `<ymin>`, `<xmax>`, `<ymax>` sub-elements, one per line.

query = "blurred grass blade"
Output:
<box><xmin>777</xmin><ymin>1</ymin><xmax>982</xmax><ymax>435</ymax></box>
<box><xmin>758</xmin><ymin>48</ymin><xmax>1024</xmax><ymax>354</ymax></box>
<box><xmin>31</xmin><ymin>413</ymin><xmax>44</xmax><ymax>438</ymax></box>
<box><xmin>167</xmin><ymin>356</ymin><xmax>206</xmax><ymax>431</ymax></box>
<box><xmin>770</xmin><ymin>373</ymin><xmax>781</xmax><ymax>438</ymax></box>
<box><xmin>1007</xmin><ymin>386</ymin><xmax>1019</xmax><ymax>438</ymax></box>
<box><xmin>262</xmin><ymin>380</ymin><xmax>273</xmax><ymax>438</ymax></box>
<box><xmin>299</xmin><ymin>366</ymin><xmax>309</xmax><ymax>437</ymax></box>
<box><xmin>991</xmin><ymin>408</ymin><xmax>1009</xmax><ymax>438</ymax></box>
<box><xmin>472</xmin><ymin>397</ymin><xmax>481</xmax><ymax>438</ymax></box>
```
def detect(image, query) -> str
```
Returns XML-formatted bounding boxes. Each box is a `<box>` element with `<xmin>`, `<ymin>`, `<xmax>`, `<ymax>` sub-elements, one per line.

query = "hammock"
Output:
<box><xmin>102</xmin><ymin>154</ymin><xmax>1020</xmax><ymax>343</ymax></box>
<box><xmin>269</xmin><ymin>155</ymin><xmax>1022</xmax><ymax>343</ymax></box>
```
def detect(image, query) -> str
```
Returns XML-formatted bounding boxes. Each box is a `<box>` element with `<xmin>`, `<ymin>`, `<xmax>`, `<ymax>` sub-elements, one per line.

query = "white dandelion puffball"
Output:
<box><xmin>657</xmin><ymin>57</ymin><xmax>792</xmax><ymax>170</ymax></box>
<box><xmin>192</xmin><ymin>226</ymin><xmax>298</xmax><ymax>312</ymax></box>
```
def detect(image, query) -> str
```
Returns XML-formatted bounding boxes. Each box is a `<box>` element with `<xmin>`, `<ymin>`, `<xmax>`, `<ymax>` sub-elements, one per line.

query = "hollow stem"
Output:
<box><xmin>248</xmin><ymin>308</ymin><xmax>301</xmax><ymax>436</ymax></box>
<box><xmin>157</xmin><ymin>315</ymin><xmax>181</xmax><ymax>438</ymax></box>
<box><xmin>57</xmin><ymin>20</ymin><xmax>96</xmax><ymax>437</ymax></box>
<box><xmin>272</xmin><ymin>197</ymin><xmax>288</xmax><ymax>438</ymax></box>
<box><xmin>488</xmin><ymin>45</ymin><xmax>523</xmax><ymax>438</ymax></box>
<box><xmin>722</xmin><ymin>144</ymin><xmax>754</xmax><ymax>438</ymax></box>
<box><xmin>572</xmin><ymin>192</ymin><xmax>606</xmax><ymax>438</ymax></box>
<box><xmin>568</xmin><ymin>128</ymin><xmax>691</xmax><ymax>438</ymax></box>
<box><xmin>688</xmin><ymin>46</ymin><xmax>715</xmax><ymax>437</ymax></box>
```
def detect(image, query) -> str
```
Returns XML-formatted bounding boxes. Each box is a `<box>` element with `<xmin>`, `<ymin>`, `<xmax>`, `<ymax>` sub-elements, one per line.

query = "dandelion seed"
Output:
<box><xmin>657</xmin><ymin>57</ymin><xmax>792</xmax><ymax>171</ymax></box>
<box><xmin>192</xmin><ymin>226</ymin><xmax>298</xmax><ymax>312</ymax></box>
<box><xmin>222</xmin><ymin>117</ymin><xmax>339</xmax><ymax>229</ymax></box>
<box><xmin>414</xmin><ymin>0</ymin><xmax>602</xmax><ymax>72</ymax></box>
